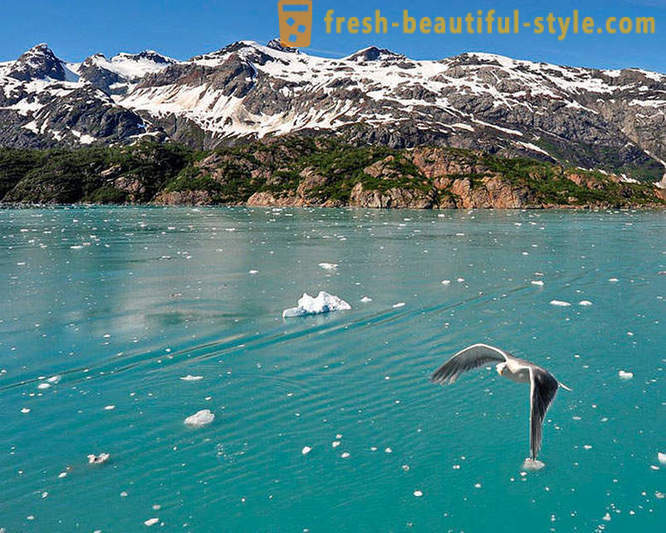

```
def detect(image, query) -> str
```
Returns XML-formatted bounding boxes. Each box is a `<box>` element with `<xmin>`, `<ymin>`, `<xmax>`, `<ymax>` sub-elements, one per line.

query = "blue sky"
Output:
<box><xmin>1</xmin><ymin>0</ymin><xmax>664</xmax><ymax>70</ymax></box>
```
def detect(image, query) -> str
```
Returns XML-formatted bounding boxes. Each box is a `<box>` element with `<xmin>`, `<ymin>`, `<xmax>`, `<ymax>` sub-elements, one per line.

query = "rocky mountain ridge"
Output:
<box><xmin>1</xmin><ymin>41</ymin><xmax>666</xmax><ymax>185</ymax></box>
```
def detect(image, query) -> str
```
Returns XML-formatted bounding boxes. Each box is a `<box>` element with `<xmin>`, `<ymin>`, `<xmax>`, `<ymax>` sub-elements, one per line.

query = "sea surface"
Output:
<box><xmin>0</xmin><ymin>206</ymin><xmax>664</xmax><ymax>532</ymax></box>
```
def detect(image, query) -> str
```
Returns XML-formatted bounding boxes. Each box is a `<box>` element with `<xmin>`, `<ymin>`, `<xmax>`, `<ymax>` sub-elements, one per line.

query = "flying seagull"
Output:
<box><xmin>431</xmin><ymin>343</ymin><xmax>571</xmax><ymax>462</ymax></box>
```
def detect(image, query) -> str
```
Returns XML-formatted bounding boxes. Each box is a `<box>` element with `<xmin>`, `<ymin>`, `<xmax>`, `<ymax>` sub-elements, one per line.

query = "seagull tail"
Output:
<box><xmin>558</xmin><ymin>381</ymin><xmax>572</xmax><ymax>392</ymax></box>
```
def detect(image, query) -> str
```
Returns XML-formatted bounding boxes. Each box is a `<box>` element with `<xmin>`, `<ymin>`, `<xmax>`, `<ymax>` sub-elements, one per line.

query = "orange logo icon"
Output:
<box><xmin>278</xmin><ymin>0</ymin><xmax>312</xmax><ymax>48</ymax></box>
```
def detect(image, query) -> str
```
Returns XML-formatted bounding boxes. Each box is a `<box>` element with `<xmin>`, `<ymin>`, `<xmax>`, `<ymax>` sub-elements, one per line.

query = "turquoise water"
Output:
<box><xmin>0</xmin><ymin>207</ymin><xmax>664</xmax><ymax>532</ymax></box>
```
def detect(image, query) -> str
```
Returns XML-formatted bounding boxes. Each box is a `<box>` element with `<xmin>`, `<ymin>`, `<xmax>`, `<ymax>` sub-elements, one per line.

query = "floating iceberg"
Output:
<box><xmin>184</xmin><ymin>409</ymin><xmax>215</xmax><ymax>427</ymax></box>
<box><xmin>282</xmin><ymin>291</ymin><xmax>351</xmax><ymax>318</ymax></box>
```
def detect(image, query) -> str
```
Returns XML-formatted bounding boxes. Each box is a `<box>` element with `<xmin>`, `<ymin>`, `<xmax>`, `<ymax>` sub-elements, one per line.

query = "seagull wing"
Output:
<box><xmin>528</xmin><ymin>366</ymin><xmax>559</xmax><ymax>460</ymax></box>
<box><xmin>431</xmin><ymin>344</ymin><xmax>509</xmax><ymax>385</ymax></box>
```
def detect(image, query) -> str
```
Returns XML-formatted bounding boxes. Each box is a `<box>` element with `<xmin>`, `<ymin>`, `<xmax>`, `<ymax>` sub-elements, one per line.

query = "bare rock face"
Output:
<box><xmin>448</xmin><ymin>176</ymin><xmax>535</xmax><ymax>208</ymax></box>
<box><xmin>410</xmin><ymin>147</ymin><xmax>483</xmax><ymax>178</ymax></box>
<box><xmin>113</xmin><ymin>176</ymin><xmax>145</xmax><ymax>202</ymax></box>
<box><xmin>153</xmin><ymin>190</ymin><xmax>213</xmax><ymax>206</ymax></box>
<box><xmin>246</xmin><ymin>191</ymin><xmax>301</xmax><ymax>207</ymax></box>
<box><xmin>349</xmin><ymin>183</ymin><xmax>435</xmax><ymax>209</ymax></box>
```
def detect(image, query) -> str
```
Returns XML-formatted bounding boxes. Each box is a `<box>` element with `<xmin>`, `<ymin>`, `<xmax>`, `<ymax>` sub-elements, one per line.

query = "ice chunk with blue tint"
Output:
<box><xmin>282</xmin><ymin>291</ymin><xmax>351</xmax><ymax>318</ymax></box>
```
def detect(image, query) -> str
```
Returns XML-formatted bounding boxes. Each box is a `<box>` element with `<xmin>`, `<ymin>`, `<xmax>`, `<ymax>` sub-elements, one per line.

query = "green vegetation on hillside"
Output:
<box><xmin>0</xmin><ymin>137</ymin><xmax>662</xmax><ymax>208</ymax></box>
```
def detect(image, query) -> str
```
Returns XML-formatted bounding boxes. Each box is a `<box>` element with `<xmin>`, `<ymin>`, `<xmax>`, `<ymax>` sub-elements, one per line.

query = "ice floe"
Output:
<box><xmin>578</xmin><ymin>300</ymin><xmax>593</xmax><ymax>306</ymax></box>
<box><xmin>531</xmin><ymin>280</ymin><xmax>544</xmax><ymax>286</ymax></box>
<box><xmin>301</xmin><ymin>446</ymin><xmax>312</xmax><ymax>455</ymax></box>
<box><xmin>550</xmin><ymin>300</ymin><xmax>571</xmax><ymax>307</ymax></box>
<box><xmin>282</xmin><ymin>291</ymin><xmax>351</xmax><ymax>318</ymax></box>
<box><xmin>618</xmin><ymin>370</ymin><xmax>634</xmax><ymax>380</ymax></box>
<box><xmin>184</xmin><ymin>409</ymin><xmax>215</xmax><ymax>427</ymax></box>
<box><xmin>318</xmin><ymin>262</ymin><xmax>338</xmax><ymax>270</ymax></box>
<box><xmin>180</xmin><ymin>375</ymin><xmax>203</xmax><ymax>382</ymax></box>
<box><xmin>360</xmin><ymin>296</ymin><xmax>372</xmax><ymax>303</ymax></box>
<box><xmin>522</xmin><ymin>458</ymin><xmax>545</xmax><ymax>471</ymax></box>
<box><xmin>144</xmin><ymin>518</ymin><xmax>159</xmax><ymax>527</ymax></box>
<box><xmin>87</xmin><ymin>453</ymin><xmax>110</xmax><ymax>464</ymax></box>
<box><xmin>413</xmin><ymin>490</ymin><xmax>423</xmax><ymax>497</ymax></box>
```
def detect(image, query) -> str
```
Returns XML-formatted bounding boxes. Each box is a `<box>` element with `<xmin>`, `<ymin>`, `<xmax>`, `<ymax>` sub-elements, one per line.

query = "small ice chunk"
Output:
<box><xmin>413</xmin><ymin>490</ymin><xmax>423</xmax><ymax>497</ymax></box>
<box><xmin>608</xmin><ymin>278</ymin><xmax>619</xmax><ymax>283</ymax></box>
<box><xmin>318</xmin><ymin>263</ymin><xmax>338</xmax><ymax>270</ymax></box>
<box><xmin>340</xmin><ymin>452</ymin><xmax>350</xmax><ymax>458</ymax></box>
<box><xmin>184</xmin><ymin>409</ymin><xmax>215</xmax><ymax>427</ymax></box>
<box><xmin>301</xmin><ymin>446</ymin><xmax>312</xmax><ymax>455</ymax></box>
<box><xmin>474</xmin><ymin>483</ymin><xmax>482</xmax><ymax>488</ymax></box>
<box><xmin>37</xmin><ymin>383</ymin><xmax>51</xmax><ymax>390</ymax></box>
<box><xmin>441</xmin><ymin>280</ymin><xmax>451</xmax><ymax>285</ymax></box>
<box><xmin>47</xmin><ymin>375</ymin><xmax>62</xmax><ymax>384</ymax></box>
<box><xmin>282</xmin><ymin>291</ymin><xmax>351</xmax><ymax>318</ymax></box>
<box><xmin>87</xmin><ymin>453</ymin><xmax>110</xmax><ymax>464</ymax></box>
<box><xmin>180</xmin><ymin>375</ymin><xmax>203</xmax><ymax>382</ymax></box>
<box><xmin>21</xmin><ymin>408</ymin><xmax>31</xmax><ymax>414</ymax></box>
<box><xmin>384</xmin><ymin>447</ymin><xmax>392</xmax><ymax>454</ymax></box>
<box><xmin>578</xmin><ymin>300</ymin><xmax>593</xmax><ymax>306</ymax></box>
<box><xmin>618</xmin><ymin>370</ymin><xmax>634</xmax><ymax>380</ymax></box>
<box><xmin>144</xmin><ymin>518</ymin><xmax>159</xmax><ymax>527</ymax></box>
<box><xmin>104</xmin><ymin>405</ymin><xmax>115</xmax><ymax>411</ymax></box>
<box><xmin>657</xmin><ymin>452</ymin><xmax>666</xmax><ymax>465</ymax></box>
<box><xmin>360</xmin><ymin>296</ymin><xmax>372</xmax><ymax>303</ymax></box>
<box><xmin>331</xmin><ymin>441</ymin><xmax>340</xmax><ymax>448</ymax></box>
<box><xmin>531</xmin><ymin>280</ymin><xmax>544</xmax><ymax>286</ymax></box>
<box><xmin>522</xmin><ymin>458</ymin><xmax>545</xmax><ymax>471</ymax></box>
<box><xmin>58</xmin><ymin>471</ymin><xmax>68</xmax><ymax>478</ymax></box>
<box><xmin>550</xmin><ymin>300</ymin><xmax>571</xmax><ymax>307</ymax></box>
<box><xmin>248</xmin><ymin>270</ymin><xmax>258</xmax><ymax>274</ymax></box>
<box><xmin>392</xmin><ymin>302</ymin><xmax>405</xmax><ymax>309</ymax></box>
<box><xmin>602</xmin><ymin>513</ymin><xmax>611</xmax><ymax>521</ymax></box>
<box><xmin>583</xmin><ymin>444</ymin><xmax>592</xmax><ymax>450</ymax></box>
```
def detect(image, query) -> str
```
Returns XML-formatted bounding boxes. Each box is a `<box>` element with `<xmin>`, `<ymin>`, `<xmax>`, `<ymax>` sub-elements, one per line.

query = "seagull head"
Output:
<box><xmin>495</xmin><ymin>362</ymin><xmax>507</xmax><ymax>376</ymax></box>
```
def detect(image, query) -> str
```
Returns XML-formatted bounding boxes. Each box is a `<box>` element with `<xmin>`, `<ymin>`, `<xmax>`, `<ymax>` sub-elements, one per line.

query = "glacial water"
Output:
<box><xmin>0</xmin><ymin>206</ymin><xmax>664</xmax><ymax>532</ymax></box>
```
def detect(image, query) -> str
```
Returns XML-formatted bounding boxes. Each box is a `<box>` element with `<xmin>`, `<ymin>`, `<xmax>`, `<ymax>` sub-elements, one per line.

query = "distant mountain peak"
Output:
<box><xmin>345</xmin><ymin>46</ymin><xmax>405</xmax><ymax>62</ymax></box>
<box><xmin>266</xmin><ymin>38</ymin><xmax>300</xmax><ymax>54</ymax></box>
<box><xmin>8</xmin><ymin>42</ymin><xmax>67</xmax><ymax>82</ymax></box>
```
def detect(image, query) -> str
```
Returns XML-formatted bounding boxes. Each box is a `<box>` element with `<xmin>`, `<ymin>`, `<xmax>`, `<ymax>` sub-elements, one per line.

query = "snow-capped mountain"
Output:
<box><xmin>2</xmin><ymin>40</ymin><xmax>666</xmax><ymax>181</ymax></box>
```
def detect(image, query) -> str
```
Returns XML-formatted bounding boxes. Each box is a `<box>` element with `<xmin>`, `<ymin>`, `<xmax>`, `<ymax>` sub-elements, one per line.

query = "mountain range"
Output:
<box><xmin>1</xmin><ymin>40</ymin><xmax>666</xmax><ymax>185</ymax></box>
